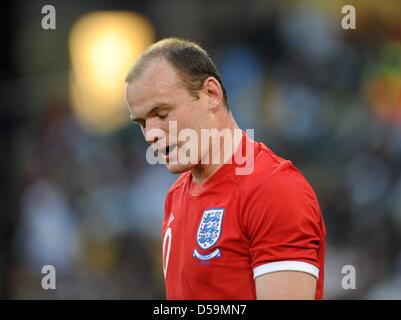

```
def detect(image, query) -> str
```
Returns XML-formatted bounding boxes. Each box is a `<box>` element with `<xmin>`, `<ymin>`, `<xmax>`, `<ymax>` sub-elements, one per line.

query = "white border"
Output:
<box><xmin>253</xmin><ymin>261</ymin><xmax>319</xmax><ymax>279</ymax></box>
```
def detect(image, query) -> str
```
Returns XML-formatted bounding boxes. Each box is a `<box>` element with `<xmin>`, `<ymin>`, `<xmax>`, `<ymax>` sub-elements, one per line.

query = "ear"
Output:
<box><xmin>202</xmin><ymin>77</ymin><xmax>224</xmax><ymax>110</ymax></box>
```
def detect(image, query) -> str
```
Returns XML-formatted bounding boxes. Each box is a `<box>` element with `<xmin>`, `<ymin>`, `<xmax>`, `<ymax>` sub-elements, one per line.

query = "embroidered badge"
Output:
<box><xmin>193</xmin><ymin>208</ymin><xmax>224</xmax><ymax>261</ymax></box>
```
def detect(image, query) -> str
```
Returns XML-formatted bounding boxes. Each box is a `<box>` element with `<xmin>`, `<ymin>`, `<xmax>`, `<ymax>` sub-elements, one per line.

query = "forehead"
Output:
<box><xmin>126</xmin><ymin>57</ymin><xmax>184</xmax><ymax>112</ymax></box>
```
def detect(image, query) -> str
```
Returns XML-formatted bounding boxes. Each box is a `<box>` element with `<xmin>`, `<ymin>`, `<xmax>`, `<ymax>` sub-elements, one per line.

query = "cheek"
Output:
<box><xmin>173</xmin><ymin>108</ymin><xmax>192</xmax><ymax>130</ymax></box>
<box><xmin>170</xmin><ymin>99</ymin><xmax>205</xmax><ymax>134</ymax></box>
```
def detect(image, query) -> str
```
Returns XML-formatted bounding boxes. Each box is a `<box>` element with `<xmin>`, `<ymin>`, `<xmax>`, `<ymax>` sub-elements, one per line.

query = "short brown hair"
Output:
<box><xmin>125</xmin><ymin>38</ymin><xmax>229</xmax><ymax>108</ymax></box>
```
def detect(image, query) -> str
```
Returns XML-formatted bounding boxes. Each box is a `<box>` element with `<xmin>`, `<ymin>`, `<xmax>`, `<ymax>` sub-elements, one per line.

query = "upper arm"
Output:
<box><xmin>241</xmin><ymin>165</ymin><xmax>325</xmax><ymax>299</ymax></box>
<box><xmin>255</xmin><ymin>271</ymin><xmax>317</xmax><ymax>300</ymax></box>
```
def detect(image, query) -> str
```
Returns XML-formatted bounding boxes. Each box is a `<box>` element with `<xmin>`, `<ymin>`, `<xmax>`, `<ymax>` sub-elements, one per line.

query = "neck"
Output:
<box><xmin>191</xmin><ymin>114</ymin><xmax>241</xmax><ymax>185</ymax></box>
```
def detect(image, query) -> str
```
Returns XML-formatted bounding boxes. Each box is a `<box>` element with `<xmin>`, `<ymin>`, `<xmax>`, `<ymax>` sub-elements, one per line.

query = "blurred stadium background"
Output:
<box><xmin>1</xmin><ymin>0</ymin><xmax>401</xmax><ymax>299</ymax></box>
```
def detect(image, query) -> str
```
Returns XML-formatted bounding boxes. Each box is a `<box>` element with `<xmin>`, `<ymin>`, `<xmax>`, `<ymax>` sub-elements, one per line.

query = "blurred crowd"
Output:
<box><xmin>1</xmin><ymin>0</ymin><xmax>401</xmax><ymax>299</ymax></box>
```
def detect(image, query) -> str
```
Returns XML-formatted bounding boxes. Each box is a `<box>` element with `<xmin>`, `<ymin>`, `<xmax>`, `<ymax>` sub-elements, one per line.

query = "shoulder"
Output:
<box><xmin>238</xmin><ymin>141</ymin><xmax>320</xmax><ymax>215</ymax></box>
<box><xmin>237</xmin><ymin>141</ymin><xmax>308</xmax><ymax>192</ymax></box>
<box><xmin>237</xmin><ymin>142</ymin><xmax>324</xmax><ymax>240</ymax></box>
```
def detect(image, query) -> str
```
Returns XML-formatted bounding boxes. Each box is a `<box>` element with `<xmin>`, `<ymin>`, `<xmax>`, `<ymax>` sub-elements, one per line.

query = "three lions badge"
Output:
<box><xmin>193</xmin><ymin>208</ymin><xmax>224</xmax><ymax>261</ymax></box>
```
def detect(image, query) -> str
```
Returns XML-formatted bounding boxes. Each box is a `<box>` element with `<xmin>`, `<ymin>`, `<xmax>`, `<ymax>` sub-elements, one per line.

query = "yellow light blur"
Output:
<box><xmin>69</xmin><ymin>11</ymin><xmax>154</xmax><ymax>134</ymax></box>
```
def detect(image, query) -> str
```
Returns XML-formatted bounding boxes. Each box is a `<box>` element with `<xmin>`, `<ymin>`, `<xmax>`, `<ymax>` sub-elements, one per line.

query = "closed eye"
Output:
<box><xmin>158</xmin><ymin>113</ymin><xmax>169</xmax><ymax>120</ymax></box>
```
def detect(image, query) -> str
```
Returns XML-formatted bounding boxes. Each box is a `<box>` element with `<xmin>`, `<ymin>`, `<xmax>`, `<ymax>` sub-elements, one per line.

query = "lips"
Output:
<box><xmin>159</xmin><ymin>144</ymin><xmax>177</xmax><ymax>157</ymax></box>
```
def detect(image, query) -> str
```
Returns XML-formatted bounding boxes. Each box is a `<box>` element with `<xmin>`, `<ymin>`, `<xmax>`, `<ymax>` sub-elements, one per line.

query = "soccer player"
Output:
<box><xmin>125</xmin><ymin>38</ymin><xmax>326</xmax><ymax>299</ymax></box>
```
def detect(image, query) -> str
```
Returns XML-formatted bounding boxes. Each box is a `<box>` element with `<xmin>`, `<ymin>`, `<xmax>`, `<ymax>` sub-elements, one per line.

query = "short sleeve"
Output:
<box><xmin>242</xmin><ymin>163</ymin><xmax>325</xmax><ymax>280</ymax></box>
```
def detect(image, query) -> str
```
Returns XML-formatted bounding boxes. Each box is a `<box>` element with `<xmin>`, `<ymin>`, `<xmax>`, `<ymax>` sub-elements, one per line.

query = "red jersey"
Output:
<box><xmin>162</xmin><ymin>133</ymin><xmax>326</xmax><ymax>299</ymax></box>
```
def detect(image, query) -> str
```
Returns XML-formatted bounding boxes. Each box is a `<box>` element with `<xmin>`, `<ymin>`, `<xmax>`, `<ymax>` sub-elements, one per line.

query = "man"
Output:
<box><xmin>125</xmin><ymin>38</ymin><xmax>326</xmax><ymax>299</ymax></box>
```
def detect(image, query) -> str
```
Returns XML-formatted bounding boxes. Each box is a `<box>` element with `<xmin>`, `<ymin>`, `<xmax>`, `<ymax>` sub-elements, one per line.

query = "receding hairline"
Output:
<box><xmin>125</xmin><ymin>38</ymin><xmax>204</xmax><ymax>84</ymax></box>
<box><xmin>125</xmin><ymin>37</ymin><xmax>229</xmax><ymax>108</ymax></box>
<box><xmin>125</xmin><ymin>55</ymin><xmax>177</xmax><ymax>86</ymax></box>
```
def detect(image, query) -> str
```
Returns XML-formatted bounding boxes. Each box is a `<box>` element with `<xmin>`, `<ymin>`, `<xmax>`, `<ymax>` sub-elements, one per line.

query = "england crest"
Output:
<box><xmin>196</xmin><ymin>208</ymin><xmax>224</xmax><ymax>250</ymax></box>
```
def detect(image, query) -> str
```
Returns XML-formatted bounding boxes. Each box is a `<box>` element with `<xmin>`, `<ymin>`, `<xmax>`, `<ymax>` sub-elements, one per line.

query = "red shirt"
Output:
<box><xmin>162</xmin><ymin>133</ymin><xmax>326</xmax><ymax>299</ymax></box>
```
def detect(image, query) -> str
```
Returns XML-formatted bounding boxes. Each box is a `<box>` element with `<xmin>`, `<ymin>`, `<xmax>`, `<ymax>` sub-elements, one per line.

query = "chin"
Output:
<box><xmin>165</xmin><ymin>162</ymin><xmax>194</xmax><ymax>174</ymax></box>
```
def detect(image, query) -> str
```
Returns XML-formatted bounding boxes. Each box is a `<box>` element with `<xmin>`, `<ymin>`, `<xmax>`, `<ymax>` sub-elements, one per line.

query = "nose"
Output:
<box><xmin>145</xmin><ymin>128</ymin><xmax>159</xmax><ymax>144</ymax></box>
<box><xmin>144</xmin><ymin>118</ymin><xmax>165</xmax><ymax>145</ymax></box>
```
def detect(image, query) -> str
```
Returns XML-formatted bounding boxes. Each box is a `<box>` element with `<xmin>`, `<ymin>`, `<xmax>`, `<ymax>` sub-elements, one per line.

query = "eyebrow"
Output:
<box><xmin>129</xmin><ymin>102</ymin><xmax>171</xmax><ymax>123</ymax></box>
